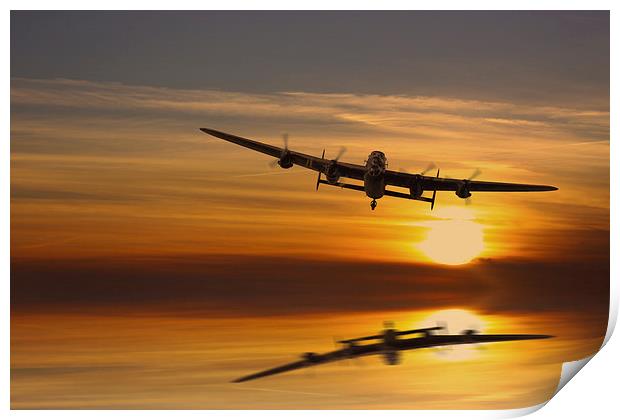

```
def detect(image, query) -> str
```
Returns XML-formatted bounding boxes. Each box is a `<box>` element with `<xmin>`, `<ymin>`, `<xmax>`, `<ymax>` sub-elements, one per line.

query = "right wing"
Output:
<box><xmin>200</xmin><ymin>127</ymin><xmax>368</xmax><ymax>181</ymax></box>
<box><xmin>384</xmin><ymin>169</ymin><xmax>557</xmax><ymax>192</ymax></box>
<box><xmin>395</xmin><ymin>333</ymin><xmax>553</xmax><ymax>351</ymax></box>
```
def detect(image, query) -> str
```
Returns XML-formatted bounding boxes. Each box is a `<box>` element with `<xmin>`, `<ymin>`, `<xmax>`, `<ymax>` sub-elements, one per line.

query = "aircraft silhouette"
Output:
<box><xmin>200</xmin><ymin>128</ymin><xmax>558</xmax><ymax>210</ymax></box>
<box><xmin>231</xmin><ymin>322</ymin><xmax>552</xmax><ymax>383</ymax></box>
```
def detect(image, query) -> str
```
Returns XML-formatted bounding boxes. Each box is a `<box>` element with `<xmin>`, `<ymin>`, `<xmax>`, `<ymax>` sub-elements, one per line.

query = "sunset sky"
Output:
<box><xmin>10</xmin><ymin>11</ymin><xmax>609</xmax><ymax>409</ymax></box>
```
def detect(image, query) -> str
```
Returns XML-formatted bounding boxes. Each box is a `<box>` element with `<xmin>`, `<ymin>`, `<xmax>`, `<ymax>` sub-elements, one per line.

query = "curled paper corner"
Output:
<box><xmin>489</xmin><ymin>402</ymin><xmax>547</xmax><ymax>418</ymax></box>
<box><xmin>492</xmin><ymin>351</ymin><xmax>607</xmax><ymax>418</ymax></box>
<box><xmin>511</xmin><ymin>284</ymin><xmax>620</xmax><ymax>415</ymax></box>
<box><xmin>555</xmin><ymin>355</ymin><xmax>595</xmax><ymax>395</ymax></box>
<box><xmin>488</xmin><ymin>357</ymin><xmax>595</xmax><ymax>419</ymax></box>
<box><xmin>602</xmin><ymin>290</ymin><xmax>618</xmax><ymax>348</ymax></box>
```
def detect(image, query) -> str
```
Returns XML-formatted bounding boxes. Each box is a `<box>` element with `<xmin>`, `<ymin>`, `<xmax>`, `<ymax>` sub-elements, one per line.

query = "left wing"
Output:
<box><xmin>231</xmin><ymin>360</ymin><xmax>312</xmax><ymax>383</ymax></box>
<box><xmin>338</xmin><ymin>326</ymin><xmax>445</xmax><ymax>344</ymax></box>
<box><xmin>200</xmin><ymin>127</ymin><xmax>368</xmax><ymax>181</ymax></box>
<box><xmin>232</xmin><ymin>344</ymin><xmax>381</xmax><ymax>383</ymax></box>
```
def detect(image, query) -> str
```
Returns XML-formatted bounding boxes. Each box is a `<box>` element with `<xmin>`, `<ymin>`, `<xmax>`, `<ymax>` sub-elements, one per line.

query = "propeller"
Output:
<box><xmin>269</xmin><ymin>133</ymin><xmax>290</xmax><ymax>168</ymax></box>
<box><xmin>468</xmin><ymin>168</ymin><xmax>481</xmax><ymax>181</ymax></box>
<box><xmin>421</xmin><ymin>162</ymin><xmax>437</xmax><ymax>175</ymax></box>
<box><xmin>318</xmin><ymin>146</ymin><xmax>347</xmax><ymax>186</ymax></box>
<box><xmin>333</xmin><ymin>146</ymin><xmax>347</xmax><ymax>161</ymax></box>
<box><xmin>465</xmin><ymin>168</ymin><xmax>481</xmax><ymax>205</ymax></box>
<box><xmin>398</xmin><ymin>162</ymin><xmax>436</xmax><ymax>175</ymax></box>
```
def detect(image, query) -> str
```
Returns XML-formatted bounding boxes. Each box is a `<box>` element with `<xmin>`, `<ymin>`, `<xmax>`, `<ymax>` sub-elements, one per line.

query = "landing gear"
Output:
<box><xmin>370</xmin><ymin>199</ymin><xmax>377</xmax><ymax>210</ymax></box>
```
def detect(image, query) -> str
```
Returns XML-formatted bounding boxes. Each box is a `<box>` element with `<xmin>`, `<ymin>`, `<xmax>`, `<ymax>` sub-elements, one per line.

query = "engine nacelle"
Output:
<box><xmin>325</xmin><ymin>162</ymin><xmax>340</xmax><ymax>184</ymax></box>
<box><xmin>456</xmin><ymin>182</ymin><xmax>472</xmax><ymax>199</ymax></box>
<box><xmin>382</xmin><ymin>350</ymin><xmax>401</xmax><ymax>365</ymax></box>
<box><xmin>409</xmin><ymin>178</ymin><xmax>424</xmax><ymax>198</ymax></box>
<box><xmin>344</xmin><ymin>341</ymin><xmax>358</xmax><ymax>353</ymax></box>
<box><xmin>461</xmin><ymin>329</ymin><xmax>479</xmax><ymax>343</ymax></box>
<box><xmin>278</xmin><ymin>152</ymin><xmax>293</xmax><ymax>169</ymax></box>
<box><xmin>302</xmin><ymin>352</ymin><xmax>320</xmax><ymax>363</ymax></box>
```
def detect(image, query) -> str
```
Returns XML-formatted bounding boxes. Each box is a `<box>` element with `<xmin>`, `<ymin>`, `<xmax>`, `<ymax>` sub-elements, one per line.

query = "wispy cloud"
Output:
<box><xmin>10</xmin><ymin>78</ymin><xmax>609</xmax><ymax>263</ymax></box>
<box><xmin>11</xmin><ymin>77</ymin><xmax>609</xmax><ymax>143</ymax></box>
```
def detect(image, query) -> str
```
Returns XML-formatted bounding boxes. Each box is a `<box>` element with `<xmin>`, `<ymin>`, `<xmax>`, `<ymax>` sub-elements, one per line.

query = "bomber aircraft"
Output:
<box><xmin>231</xmin><ymin>322</ymin><xmax>552</xmax><ymax>383</ymax></box>
<box><xmin>200</xmin><ymin>128</ymin><xmax>558</xmax><ymax>210</ymax></box>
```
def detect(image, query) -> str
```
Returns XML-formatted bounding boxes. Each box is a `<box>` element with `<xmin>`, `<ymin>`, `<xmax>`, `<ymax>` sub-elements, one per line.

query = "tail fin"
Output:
<box><xmin>316</xmin><ymin>149</ymin><xmax>325</xmax><ymax>191</ymax></box>
<box><xmin>430</xmin><ymin>169</ymin><xmax>439</xmax><ymax>210</ymax></box>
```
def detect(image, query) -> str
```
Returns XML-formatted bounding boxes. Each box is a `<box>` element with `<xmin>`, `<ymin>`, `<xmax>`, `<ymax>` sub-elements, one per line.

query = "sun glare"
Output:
<box><xmin>418</xmin><ymin>308</ymin><xmax>487</xmax><ymax>361</ymax></box>
<box><xmin>417</xmin><ymin>207</ymin><xmax>485</xmax><ymax>265</ymax></box>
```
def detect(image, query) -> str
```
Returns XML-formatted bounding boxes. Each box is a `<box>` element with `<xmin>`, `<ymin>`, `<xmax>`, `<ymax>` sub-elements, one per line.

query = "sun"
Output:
<box><xmin>417</xmin><ymin>207</ymin><xmax>485</xmax><ymax>265</ymax></box>
<box><xmin>417</xmin><ymin>308</ymin><xmax>487</xmax><ymax>361</ymax></box>
<box><xmin>418</xmin><ymin>308</ymin><xmax>487</xmax><ymax>334</ymax></box>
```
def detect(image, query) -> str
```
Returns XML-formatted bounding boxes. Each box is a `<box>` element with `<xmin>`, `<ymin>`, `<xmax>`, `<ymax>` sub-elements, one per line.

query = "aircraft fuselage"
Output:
<box><xmin>380</xmin><ymin>327</ymin><xmax>401</xmax><ymax>365</ymax></box>
<box><xmin>364</xmin><ymin>151</ymin><xmax>387</xmax><ymax>200</ymax></box>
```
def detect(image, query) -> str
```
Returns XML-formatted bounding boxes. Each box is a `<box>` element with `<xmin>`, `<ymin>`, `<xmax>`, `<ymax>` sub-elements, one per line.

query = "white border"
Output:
<box><xmin>4</xmin><ymin>2</ymin><xmax>616</xmax><ymax>419</ymax></box>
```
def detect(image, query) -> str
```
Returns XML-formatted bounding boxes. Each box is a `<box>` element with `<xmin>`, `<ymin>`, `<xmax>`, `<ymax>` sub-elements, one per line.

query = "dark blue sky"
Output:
<box><xmin>11</xmin><ymin>11</ymin><xmax>609</xmax><ymax>105</ymax></box>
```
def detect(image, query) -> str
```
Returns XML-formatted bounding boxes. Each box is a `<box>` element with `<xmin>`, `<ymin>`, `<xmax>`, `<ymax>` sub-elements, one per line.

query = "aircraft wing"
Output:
<box><xmin>339</xmin><ymin>326</ymin><xmax>445</xmax><ymax>343</ymax></box>
<box><xmin>231</xmin><ymin>332</ymin><xmax>551</xmax><ymax>382</ymax></box>
<box><xmin>394</xmin><ymin>333</ymin><xmax>553</xmax><ymax>351</ymax></box>
<box><xmin>200</xmin><ymin>128</ymin><xmax>557</xmax><ymax>194</ymax></box>
<box><xmin>232</xmin><ymin>360</ymin><xmax>312</xmax><ymax>383</ymax></box>
<box><xmin>384</xmin><ymin>170</ymin><xmax>557</xmax><ymax>192</ymax></box>
<box><xmin>232</xmin><ymin>344</ymin><xmax>382</xmax><ymax>383</ymax></box>
<box><xmin>199</xmin><ymin>127</ymin><xmax>368</xmax><ymax>181</ymax></box>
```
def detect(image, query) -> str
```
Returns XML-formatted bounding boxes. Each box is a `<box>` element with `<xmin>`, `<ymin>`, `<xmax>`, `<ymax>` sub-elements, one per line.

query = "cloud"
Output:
<box><xmin>11</xmin><ymin>364</ymin><xmax>140</xmax><ymax>378</ymax></box>
<box><xmin>11</xmin><ymin>77</ymin><xmax>609</xmax><ymax>143</ymax></box>
<box><xmin>10</xmin><ymin>188</ymin><xmax>145</xmax><ymax>203</ymax></box>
